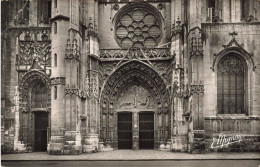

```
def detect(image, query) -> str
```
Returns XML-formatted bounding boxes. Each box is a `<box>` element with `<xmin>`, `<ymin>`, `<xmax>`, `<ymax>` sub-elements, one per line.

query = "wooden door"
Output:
<box><xmin>139</xmin><ymin>112</ymin><xmax>154</xmax><ymax>149</ymax></box>
<box><xmin>118</xmin><ymin>112</ymin><xmax>132</xmax><ymax>149</ymax></box>
<box><xmin>34</xmin><ymin>112</ymin><xmax>48</xmax><ymax>151</ymax></box>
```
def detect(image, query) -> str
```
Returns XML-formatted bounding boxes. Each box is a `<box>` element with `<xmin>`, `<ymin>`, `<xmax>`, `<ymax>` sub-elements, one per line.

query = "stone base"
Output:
<box><xmin>171</xmin><ymin>136</ymin><xmax>188</xmax><ymax>152</ymax></box>
<box><xmin>47</xmin><ymin>143</ymin><xmax>64</xmax><ymax>155</ymax></box>
<box><xmin>64</xmin><ymin>145</ymin><xmax>82</xmax><ymax>155</ymax></box>
<box><xmin>82</xmin><ymin>144</ymin><xmax>98</xmax><ymax>153</ymax></box>
<box><xmin>190</xmin><ymin>140</ymin><xmax>206</xmax><ymax>154</ymax></box>
<box><xmin>158</xmin><ymin>141</ymin><xmax>171</xmax><ymax>151</ymax></box>
<box><xmin>99</xmin><ymin>143</ymin><xmax>113</xmax><ymax>152</ymax></box>
<box><xmin>82</xmin><ymin>133</ymin><xmax>99</xmax><ymax>153</ymax></box>
<box><xmin>13</xmin><ymin>141</ymin><xmax>27</xmax><ymax>153</ymax></box>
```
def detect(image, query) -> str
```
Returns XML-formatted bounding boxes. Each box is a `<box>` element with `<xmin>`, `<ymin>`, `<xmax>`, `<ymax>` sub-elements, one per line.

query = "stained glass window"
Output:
<box><xmin>115</xmin><ymin>8</ymin><xmax>161</xmax><ymax>49</ymax></box>
<box><xmin>217</xmin><ymin>54</ymin><xmax>247</xmax><ymax>114</ymax></box>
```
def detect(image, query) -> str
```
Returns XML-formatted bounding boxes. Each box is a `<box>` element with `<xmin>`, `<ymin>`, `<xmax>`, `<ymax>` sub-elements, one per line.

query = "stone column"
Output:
<box><xmin>48</xmin><ymin>0</ymin><xmax>70</xmax><ymax>155</ymax></box>
<box><xmin>187</xmin><ymin>0</ymin><xmax>205</xmax><ymax>154</ymax></box>
<box><xmin>82</xmin><ymin>0</ymin><xmax>100</xmax><ymax>153</ymax></box>
<box><xmin>170</xmin><ymin>0</ymin><xmax>189</xmax><ymax>150</ymax></box>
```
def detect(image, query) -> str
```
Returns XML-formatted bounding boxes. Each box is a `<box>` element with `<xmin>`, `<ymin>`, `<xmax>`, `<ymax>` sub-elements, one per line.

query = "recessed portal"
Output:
<box><xmin>139</xmin><ymin>112</ymin><xmax>154</xmax><ymax>149</ymax></box>
<box><xmin>118</xmin><ymin>112</ymin><xmax>133</xmax><ymax>149</ymax></box>
<box><xmin>34</xmin><ymin>112</ymin><xmax>48</xmax><ymax>151</ymax></box>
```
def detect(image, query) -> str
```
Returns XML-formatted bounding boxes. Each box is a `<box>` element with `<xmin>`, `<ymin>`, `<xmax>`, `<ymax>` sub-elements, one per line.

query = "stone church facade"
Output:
<box><xmin>1</xmin><ymin>0</ymin><xmax>260</xmax><ymax>154</ymax></box>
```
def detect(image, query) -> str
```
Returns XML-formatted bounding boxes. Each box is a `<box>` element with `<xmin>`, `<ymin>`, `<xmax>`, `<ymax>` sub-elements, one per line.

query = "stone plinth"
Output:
<box><xmin>82</xmin><ymin>133</ymin><xmax>99</xmax><ymax>153</ymax></box>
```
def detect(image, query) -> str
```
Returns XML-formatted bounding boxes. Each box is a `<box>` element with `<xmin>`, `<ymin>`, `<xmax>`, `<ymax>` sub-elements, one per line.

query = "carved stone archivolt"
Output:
<box><xmin>101</xmin><ymin>62</ymin><xmax>169</xmax><ymax>112</ymax></box>
<box><xmin>100</xmin><ymin>61</ymin><xmax>170</xmax><ymax>144</ymax></box>
<box><xmin>51</xmin><ymin>77</ymin><xmax>65</xmax><ymax>86</ymax></box>
<box><xmin>19</xmin><ymin>70</ymin><xmax>51</xmax><ymax>112</ymax></box>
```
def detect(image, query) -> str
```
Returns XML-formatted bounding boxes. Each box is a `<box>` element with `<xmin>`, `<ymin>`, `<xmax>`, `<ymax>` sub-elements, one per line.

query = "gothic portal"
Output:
<box><xmin>100</xmin><ymin>61</ymin><xmax>170</xmax><ymax>149</ymax></box>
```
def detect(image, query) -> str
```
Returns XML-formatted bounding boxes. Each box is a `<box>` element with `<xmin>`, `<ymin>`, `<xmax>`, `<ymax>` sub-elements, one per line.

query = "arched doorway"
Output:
<box><xmin>100</xmin><ymin>61</ymin><xmax>170</xmax><ymax>150</ymax></box>
<box><xmin>19</xmin><ymin>70</ymin><xmax>51</xmax><ymax>151</ymax></box>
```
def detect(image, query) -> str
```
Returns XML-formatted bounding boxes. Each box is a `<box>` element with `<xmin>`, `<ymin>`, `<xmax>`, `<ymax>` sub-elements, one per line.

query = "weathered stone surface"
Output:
<box><xmin>1</xmin><ymin>0</ymin><xmax>260</xmax><ymax>155</ymax></box>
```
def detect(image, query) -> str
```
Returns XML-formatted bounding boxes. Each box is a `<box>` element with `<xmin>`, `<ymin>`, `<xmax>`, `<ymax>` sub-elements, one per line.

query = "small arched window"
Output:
<box><xmin>54</xmin><ymin>22</ymin><xmax>57</xmax><ymax>34</ymax></box>
<box><xmin>54</xmin><ymin>53</ymin><xmax>57</xmax><ymax>67</ymax></box>
<box><xmin>54</xmin><ymin>86</ymin><xmax>57</xmax><ymax>99</ymax></box>
<box><xmin>217</xmin><ymin>54</ymin><xmax>247</xmax><ymax>114</ymax></box>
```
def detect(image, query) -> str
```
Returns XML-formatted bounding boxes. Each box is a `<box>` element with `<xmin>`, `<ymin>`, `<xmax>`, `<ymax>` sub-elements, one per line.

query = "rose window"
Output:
<box><xmin>115</xmin><ymin>8</ymin><xmax>161</xmax><ymax>49</ymax></box>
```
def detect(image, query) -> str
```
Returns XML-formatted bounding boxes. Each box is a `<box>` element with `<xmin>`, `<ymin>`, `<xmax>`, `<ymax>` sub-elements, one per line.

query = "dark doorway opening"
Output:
<box><xmin>139</xmin><ymin>112</ymin><xmax>154</xmax><ymax>149</ymax></box>
<box><xmin>34</xmin><ymin>112</ymin><xmax>48</xmax><ymax>152</ymax></box>
<box><xmin>118</xmin><ymin>112</ymin><xmax>132</xmax><ymax>149</ymax></box>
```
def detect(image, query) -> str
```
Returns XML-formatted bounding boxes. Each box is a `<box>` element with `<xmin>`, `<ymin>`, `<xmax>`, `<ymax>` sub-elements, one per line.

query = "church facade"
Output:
<box><xmin>1</xmin><ymin>0</ymin><xmax>260</xmax><ymax>155</ymax></box>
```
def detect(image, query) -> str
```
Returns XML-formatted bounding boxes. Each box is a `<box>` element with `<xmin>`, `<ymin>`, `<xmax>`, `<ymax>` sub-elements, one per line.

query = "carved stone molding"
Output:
<box><xmin>51</xmin><ymin>77</ymin><xmax>65</xmax><ymax>86</ymax></box>
<box><xmin>65</xmin><ymin>88</ymin><xmax>79</xmax><ymax>96</ymax></box>
<box><xmin>99</xmin><ymin>47</ymin><xmax>172</xmax><ymax>61</ymax></box>
<box><xmin>190</xmin><ymin>84</ymin><xmax>204</xmax><ymax>94</ymax></box>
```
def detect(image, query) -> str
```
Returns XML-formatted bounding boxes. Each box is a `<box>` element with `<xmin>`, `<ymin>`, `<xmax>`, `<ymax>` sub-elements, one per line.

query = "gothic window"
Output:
<box><xmin>38</xmin><ymin>0</ymin><xmax>51</xmax><ymax>24</ymax></box>
<box><xmin>115</xmin><ymin>7</ymin><xmax>162</xmax><ymax>49</ymax></box>
<box><xmin>207</xmin><ymin>0</ymin><xmax>215</xmax><ymax>22</ymax></box>
<box><xmin>31</xmin><ymin>83</ymin><xmax>48</xmax><ymax>109</ymax></box>
<box><xmin>217</xmin><ymin>54</ymin><xmax>247</xmax><ymax>114</ymax></box>
<box><xmin>54</xmin><ymin>0</ymin><xmax>57</xmax><ymax>8</ymax></box>
<box><xmin>16</xmin><ymin>0</ymin><xmax>30</xmax><ymax>23</ymax></box>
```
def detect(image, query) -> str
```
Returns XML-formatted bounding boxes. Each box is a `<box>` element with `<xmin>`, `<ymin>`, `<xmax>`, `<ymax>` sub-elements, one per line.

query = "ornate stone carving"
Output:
<box><xmin>171</xmin><ymin>17</ymin><xmax>182</xmax><ymax>36</ymax></box>
<box><xmin>100</xmin><ymin>61</ymin><xmax>170</xmax><ymax>145</ymax></box>
<box><xmin>117</xmin><ymin>84</ymin><xmax>156</xmax><ymax>109</ymax></box>
<box><xmin>78</xmin><ymin>74</ymin><xmax>99</xmax><ymax>99</ymax></box>
<box><xmin>51</xmin><ymin>77</ymin><xmax>65</xmax><ymax>86</ymax></box>
<box><xmin>115</xmin><ymin>5</ymin><xmax>162</xmax><ymax>48</ymax></box>
<box><xmin>101</xmin><ymin>61</ymin><xmax>169</xmax><ymax>111</ymax></box>
<box><xmin>190</xmin><ymin>37</ymin><xmax>203</xmax><ymax>57</ymax></box>
<box><xmin>65</xmin><ymin>88</ymin><xmax>79</xmax><ymax>96</ymax></box>
<box><xmin>99</xmin><ymin>47</ymin><xmax>171</xmax><ymax>61</ymax></box>
<box><xmin>190</xmin><ymin>84</ymin><xmax>204</xmax><ymax>94</ymax></box>
<box><xmin>17</xmin><ymin>29</ymin><xmax>51</xmax><ymax>68</ymax></box>
<box><xmin>87</xmin><ymin>18</ymin><xmax>98</xmax><ymax>37</ymax></box>
<box><xmin>65</xmin><ymin>39</ymin><xmax>80</xmax><ymax>60</ymax></box>
<box><xmin>243</xmin><ymin>15</ymin><xmax>258</xmax><ymax>22</ymax></box>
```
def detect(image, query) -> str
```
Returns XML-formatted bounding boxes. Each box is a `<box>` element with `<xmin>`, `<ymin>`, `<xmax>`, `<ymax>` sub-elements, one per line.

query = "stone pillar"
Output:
<box><xmin>170</xmin><ymin>17</ymin><xmax>188</xmax><ymax>151</ymax></box>
<box><xmin>82</xmin><ymin>0</ymin><xmax>100</xmax><ymax>153</ymax></box>
<box><xmin>48</xmin><ymin>0</ymin><xmax>70</xmax><ymax>155</ymax></box>
<box><xmin>187</xmin><ymin>0</ymin><xmax>205</xmax><ymax>154</ymax></box>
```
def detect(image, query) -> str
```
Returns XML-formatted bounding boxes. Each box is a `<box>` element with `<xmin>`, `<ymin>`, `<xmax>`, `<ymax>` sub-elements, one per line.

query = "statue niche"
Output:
<box><xmin>116</xmin><ymin>84</ymin><xmax>156</xmax><ymax>110</ymax></box>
